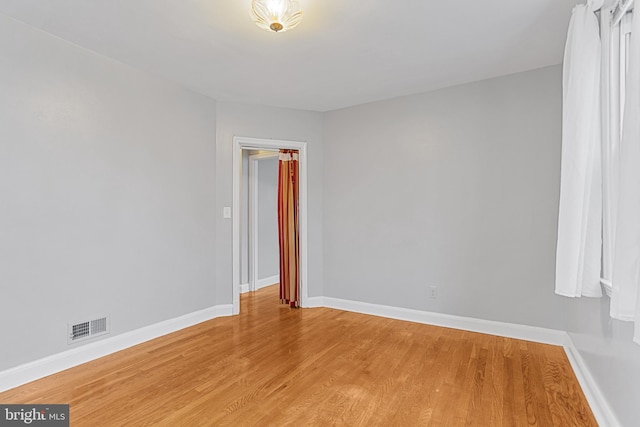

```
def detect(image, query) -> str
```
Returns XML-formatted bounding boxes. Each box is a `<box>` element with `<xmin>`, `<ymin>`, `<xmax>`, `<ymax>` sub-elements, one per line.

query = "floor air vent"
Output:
<box><xmin>68</xmin><ymin>316</ymin><xmax>109</xmax><ymax>344</ymax></box>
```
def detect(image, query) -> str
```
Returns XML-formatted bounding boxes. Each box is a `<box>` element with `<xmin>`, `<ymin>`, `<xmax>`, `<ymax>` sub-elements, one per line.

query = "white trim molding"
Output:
<box><xmin>0</xmin><ymin>304</ymin><xmax>233</xmax><ymax>393</ymax></box>
<box><xmin>241</xmin><ymin>277</ymin><xmax>278</xmax><ymax>294</ymax></box>
<box><xmin>256</xmin><ymin>275</ymin><xmax>279</xmax><ymax>290</ymax></box>
<box><xmin>563</xmin><ymin>336</ymin><xmax>621</xmax><ymax>427</ymax></box>
<box><xmin>305</xmin><ymin>296</ymin><xmax>325</xmax><ymax>308</ymax></box>
<box><xmin>321</xmin><ymin>296</ymin><xmax>566</xmax><ymax>345</ymax></box>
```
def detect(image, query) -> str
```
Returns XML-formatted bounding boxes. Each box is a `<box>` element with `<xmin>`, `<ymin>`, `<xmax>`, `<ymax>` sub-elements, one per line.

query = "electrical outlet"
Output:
<box><xmin>429</xmin><ymin>285</ymin><xmax>438</xmax><ymax>299</ymax></box>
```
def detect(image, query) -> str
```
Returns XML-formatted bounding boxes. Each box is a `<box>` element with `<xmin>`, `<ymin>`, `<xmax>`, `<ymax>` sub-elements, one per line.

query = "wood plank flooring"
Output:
<box><xmin>0</xmin><ymin>285</ymin><xmax>596</xmax><ymax>426</ymax></box>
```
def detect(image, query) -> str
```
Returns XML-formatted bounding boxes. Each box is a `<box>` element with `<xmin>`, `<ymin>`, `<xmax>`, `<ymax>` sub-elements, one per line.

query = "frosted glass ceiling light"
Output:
<box><xmin>251</xmin><ymin>0</ymin><xmax>303</xmax><ymax>33</ymax></box>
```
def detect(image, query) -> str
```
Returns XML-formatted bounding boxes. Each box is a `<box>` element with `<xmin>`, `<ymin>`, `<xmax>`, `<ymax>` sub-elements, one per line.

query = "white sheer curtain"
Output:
<box><xmin>555</xmin><ymin>1</ymin><xmax>603</xmax><ymax>298</ymax></box>
<box><xmin>611</xmin><ymin>8</ymin><xmax>640</xmax><ymax>343</ymax></box>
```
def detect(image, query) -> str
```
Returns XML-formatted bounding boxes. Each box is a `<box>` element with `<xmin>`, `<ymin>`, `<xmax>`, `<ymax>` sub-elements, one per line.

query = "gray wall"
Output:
<box><xmin>0</xmin><ymin>15</ymin><xmax>217</xmax><ymax>371</ymax></box>
<box><xmin>257</xmin><ymin>156</ymin><xmax>279</xmax><ymax>280</ymax></box>
<box><xmin>323</xmin><ymin>66</ymin><xmax>567</xmax><ymax>330</ymax></box>
<box><xmin>215</xmin><ymin>101</ymin><xmax>324</xmax><ymax>304</ymax></box>
<box><xmin>3</xmin><ymin>16</ymin><xmax>638</xmax><ymax>425</ymax></box>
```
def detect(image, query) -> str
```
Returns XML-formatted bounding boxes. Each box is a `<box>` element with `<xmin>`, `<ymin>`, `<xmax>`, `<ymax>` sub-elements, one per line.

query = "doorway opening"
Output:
<box><xmin>245</xmin><ymin>151</ymin><xmax>280</xmax><ymax>294</ymax></box>
<box><xmin>232</xmin><ymin>136</ymin><xmax>308</xmax><ymax>314</ymax></box>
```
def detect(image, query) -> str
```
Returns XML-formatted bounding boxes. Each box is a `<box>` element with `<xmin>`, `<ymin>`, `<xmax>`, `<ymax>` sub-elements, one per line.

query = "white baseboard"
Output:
<box><xmin>0</xmin><ymin>303</ymin><xmax>233</xmax><ymax>393</ymax></box>
<box><xmin>563</xmin><ymin>335</ymin><xmax>620</xmax><ymax>427</ymax></box>
<box><xmin>256</xmin><ymin>275</ymin><xmax>279</xmax><ymax>290</ymax></box>
<box><xmin>304</xmin><ymin>296</ymin><xmax>325</xmax><ymax>308</ymax></box>
<box><xmin>321</xmin><ymin>296</ymin><xmax>566</xmax><ymax>345</ymax></box>
<box><xmin>241</xmin><ymin>276</ymin><xmax>278</xmax><ymax>294</ymax></box>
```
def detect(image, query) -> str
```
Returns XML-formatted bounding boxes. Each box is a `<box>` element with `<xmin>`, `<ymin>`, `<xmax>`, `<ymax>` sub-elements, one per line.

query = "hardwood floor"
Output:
<box><xmin>0</xmin><ymin>285</ymin><xmax>596</xmax><ymax>426</ymax></box>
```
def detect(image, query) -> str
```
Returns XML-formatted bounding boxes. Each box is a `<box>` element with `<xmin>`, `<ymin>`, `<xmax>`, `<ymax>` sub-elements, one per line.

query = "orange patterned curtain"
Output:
<box><xmin>278</xmin><ymin>149</ymin><xmax>300</xmax><ymax>307</ymax></box>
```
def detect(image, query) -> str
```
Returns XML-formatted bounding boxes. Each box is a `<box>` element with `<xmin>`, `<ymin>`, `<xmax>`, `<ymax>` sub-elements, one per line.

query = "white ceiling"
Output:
<box><xmin>0</xmin><ymin>0</ymin><xmax>581</xmax><ymax>112</ymax></box>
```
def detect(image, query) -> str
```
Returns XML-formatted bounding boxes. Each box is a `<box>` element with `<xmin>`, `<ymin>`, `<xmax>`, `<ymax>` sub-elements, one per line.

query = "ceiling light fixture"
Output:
<box><xmin>250</xmin><ymin>0</ymin><xmax>303</xmax><ymax>33</ymax></box>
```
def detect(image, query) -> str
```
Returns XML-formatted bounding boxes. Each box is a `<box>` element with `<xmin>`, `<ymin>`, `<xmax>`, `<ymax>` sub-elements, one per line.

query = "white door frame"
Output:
<box><xmin>248</xmin><ymin>151</ymin><xmax>280</xmax><ymax>292</ymax></box>
<box><xmin>232</xmin><ymin>136</ymin><xmax>308</xmax><ymax>314</ymax></box>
